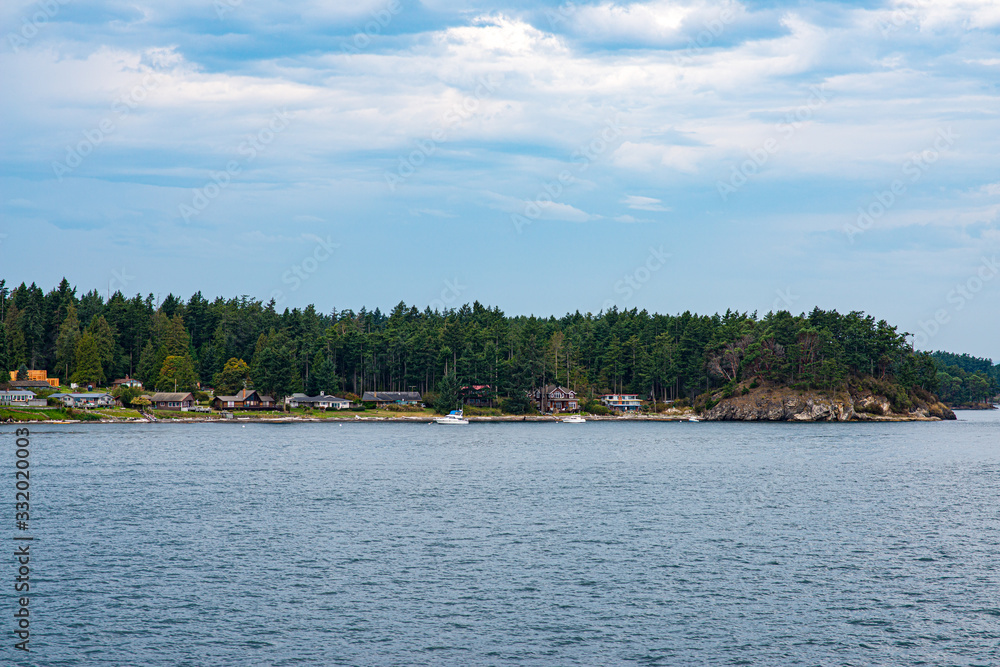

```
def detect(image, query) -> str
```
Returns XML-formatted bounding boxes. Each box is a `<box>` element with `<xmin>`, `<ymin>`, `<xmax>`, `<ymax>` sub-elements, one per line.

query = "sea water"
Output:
<box><xmin>12</xmin><ymin>412</ymin><xmax>1000</xmax><ymax>665</ymax></box>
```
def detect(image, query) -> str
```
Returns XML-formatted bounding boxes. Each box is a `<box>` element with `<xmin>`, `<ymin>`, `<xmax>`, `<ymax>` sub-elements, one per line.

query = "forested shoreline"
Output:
<box><xmin>1</xmin><ymin>279</ymin><xmax>997</xmax><ymax>409</ymax></box>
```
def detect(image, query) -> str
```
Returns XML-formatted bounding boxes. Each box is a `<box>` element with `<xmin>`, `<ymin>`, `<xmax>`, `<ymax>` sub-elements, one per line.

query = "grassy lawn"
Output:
<box><xmin>0</xmin><ymin>408</ymin><xmax>57</xmax><ymax>422</ymax></box>
<box><xmin>92</xmin><ymin>408</ymin><xmax>146</xmax><ymax>419</ymax></box>
<box><xmin>0</xmin><ymin>407</ymin><xmax>106</xmax><ymax>421</ymax></box>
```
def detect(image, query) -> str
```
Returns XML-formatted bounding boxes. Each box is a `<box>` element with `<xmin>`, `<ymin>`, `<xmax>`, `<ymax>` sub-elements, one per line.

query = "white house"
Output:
<box><xmin>286</xmin><ymin>393</ymin><xmax>352</xmax><ymax>410</ymax></box>
<box><xmin>0</xmin><ymin>390</ymin><xmax>45</xmax><ymax>407</ymax></box>
<box><xmin>600</xmin><ymin>394</ymin><xmax>642</xmax><ymax>411</ymax></box>
<box><xmin>50</xmin><ymin>393</ymin><xmax>117</xmax><ymax>409</ymax></box>
<box><xmin>111</xmin><ymin>376</ymin><xmax>143</xmax><ymax>389</ymax></box>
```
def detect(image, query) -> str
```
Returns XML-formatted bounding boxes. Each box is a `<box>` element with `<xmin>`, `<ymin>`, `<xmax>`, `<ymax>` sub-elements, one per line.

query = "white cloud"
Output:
<box><xmin>622</xmin><ymin>195</ymin><xmax>670</xmax><ymax>211</ymax></box>
<box><xmin>564</xmin><ymin>0</ymin><xmax>751</xmax><ymax>47</ymax></box>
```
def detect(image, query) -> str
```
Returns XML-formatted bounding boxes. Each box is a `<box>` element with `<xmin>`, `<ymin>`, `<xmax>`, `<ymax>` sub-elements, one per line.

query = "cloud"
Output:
<box><xmin>3</xmin><ymin>0</ymin><xmax>999</xmax><ymax>356</ymax></box>
<box><xmin>621</xmin><ymin>195</ymin><xmax>670</xmax><ymax>212</ymax></box>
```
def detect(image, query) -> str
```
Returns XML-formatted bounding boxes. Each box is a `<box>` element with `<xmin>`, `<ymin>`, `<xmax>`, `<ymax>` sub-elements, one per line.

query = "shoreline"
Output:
<box><xmin>4</xmin><ymin>412</ymin><xmax>957</xmax><ymax>425</ymax></box>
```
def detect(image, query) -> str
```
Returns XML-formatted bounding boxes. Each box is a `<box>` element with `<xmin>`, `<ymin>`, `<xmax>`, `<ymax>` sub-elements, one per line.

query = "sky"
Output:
<box><xmin>0</xmin><ymin>0</ymin><xmax>998</xmax><ymax>359</ymax></box>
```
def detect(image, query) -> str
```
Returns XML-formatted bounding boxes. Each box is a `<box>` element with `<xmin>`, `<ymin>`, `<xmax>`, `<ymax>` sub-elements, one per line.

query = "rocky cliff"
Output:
<box><xmin>703</xmin><ymin>386</ymin><xmax>956</xmax><ymax>422</ymax></box>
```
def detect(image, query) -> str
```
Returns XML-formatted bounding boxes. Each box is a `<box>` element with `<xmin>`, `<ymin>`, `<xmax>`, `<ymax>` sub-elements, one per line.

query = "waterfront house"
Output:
<box><xmin>211</xmin><ymin>388</ymin><xmax>276</xmax><ymax>410</ymax></box>
<box><xmin>530</xmin><ymin>385</ymin><xmax>579</xmax><ymax>413</ymax></box>
<box><xmin>149</xmin><ymin>392</ymin><xmax>196</xmax><ymax>410</ymax></box>
<box><xmin>50</xmin><ymin>393</ymin><xmax>117</xmax><ymax>409</ymax></box>
<box><xmin>111</xmin><ymin>376</ymin><xmax>143</xmax><ymax>389</ymax></box>
<box><xmin>600</xmin><ymin>394</ymin><xmax>642</xmax><ymax>411</ymax></box>
<box><xmin>0</xmin><ymin>390</ymin><xmax>45</xmax><ymax>407</ymax></box>
<box><xmin>361</xmin><ymin>391</ymin><xmax>423</xmax><ymax>408</ymax></box>
<box><xmin>460</xmin><ymin>384</ymin><xmax>494</xmax><ymax>407</ymax></box>
<box><xmin>286</xmin><ymin>392</ymin><xmax>352</xmax><ymax>410</ymax></box>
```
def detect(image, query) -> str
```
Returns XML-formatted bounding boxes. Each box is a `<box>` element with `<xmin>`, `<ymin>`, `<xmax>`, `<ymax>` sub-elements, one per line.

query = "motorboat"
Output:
<box><xmin>687</xmin><ymin>415</ymin><xmax>702</xmax><ymax>422</ymax></box>
<box><xmin>434</xmin><ymin>410</ymin><xmax>469</xmax><ymax>425</ymax></box>
<box><xmin>560</xmin><ymin>415</ymin><xmax>586</xmax><ymax>423</ymax></box>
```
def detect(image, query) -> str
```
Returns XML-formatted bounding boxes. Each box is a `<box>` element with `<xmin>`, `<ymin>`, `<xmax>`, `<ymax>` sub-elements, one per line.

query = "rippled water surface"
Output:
<box><xmin>12</xmin><ymin>412</ymin><xmax>1000</xmax><ymax>665</ymax></box>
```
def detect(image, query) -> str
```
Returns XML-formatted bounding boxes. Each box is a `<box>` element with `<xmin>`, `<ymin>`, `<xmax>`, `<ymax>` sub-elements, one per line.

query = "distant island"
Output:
<box><xmin>1</xmin><ymin>278</ymin><xmax>997</xmax><ymax>423</ymax></box>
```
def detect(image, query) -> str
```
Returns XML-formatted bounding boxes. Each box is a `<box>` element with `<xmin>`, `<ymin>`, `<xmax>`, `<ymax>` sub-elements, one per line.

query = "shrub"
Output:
<box><xmin>500</xmin><ymin>397</ymin><xmax>536</xmax><ymax>415</ymax></box>
<box><xmin>383</xmin><ymin>404</ymin><xmax>424</xmax><ymax>412</ymax></box>
<box><xmin>463</xmin><ymin>406</ymin><xmax>501</xmax><ymax>416</ymax></box>
<box><xmin>857</xmin><ymin>402</ymin><xmax>884</xmax><ymax>416</ymax></box>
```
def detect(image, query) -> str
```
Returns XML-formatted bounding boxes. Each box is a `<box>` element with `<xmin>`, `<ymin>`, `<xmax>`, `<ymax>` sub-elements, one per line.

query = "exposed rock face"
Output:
<box><xmin>704</xmin><ymin>387</ymin><xmax>956</xmax><ymax>422</ymax></box>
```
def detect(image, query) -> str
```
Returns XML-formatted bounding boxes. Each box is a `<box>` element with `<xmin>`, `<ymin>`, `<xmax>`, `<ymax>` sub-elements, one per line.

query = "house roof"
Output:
<box><xmin>361</xmin><ymin>391</ymin><xmax>422</xmax><ymax>402</ymax></box>
<box><xmin>532</xmin><ymin>385</ymin><xmax>577</xmax><ymax>397</ymax></box>
<box><xmin>0</xmin><ymin>390</ymin><xmax>36</xmax><ymax>398</ymax></box>
<box><xmin>53</xmin><ymin>393</ymin><xmax>114</xmax><ymax>399</ymax></box>
<box><xmin>9</xmin><ymin>380</ymin><xmax>52</xmax><ymax>388</ymax></box>
<box><xmin>292</xmin><ymin>395</ymin><xmax>350</xmax><ymax>404</ymax></box>
<box><xmin>149</xmin><ymin>392</ymin><xmax>195</xmax><ymax>401</ymax></box>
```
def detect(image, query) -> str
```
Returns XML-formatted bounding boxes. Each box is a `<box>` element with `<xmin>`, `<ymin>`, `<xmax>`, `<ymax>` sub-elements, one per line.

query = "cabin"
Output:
<box><xmin>149</xmin><ymin>392</ymin><xmax>196</xmax><ymax>410</ymax></box>
<box><xmin>460</xmin><ymin>384</ymin><xmax>494</xmax><ymax>407</ymax></box>
<box><xmin>211</xmin><ymin>388</ymin><xmax>276</xmax><ymax>410</ymax></box>
<box><xmin>111</xmin><ymin>376</ymin><xmax>143</xmax><ymax>389</ymax></box>
<box><xmin>530</xmin><ymin>385</ymin><xmax>579</xmax><ymax>413</ymax></box>
<box><xmin>600</xmin><ymin>394</ymin><xmax>642</xmax><ymax>411</ymax></box>
<box><xmin>286</xmin><ymin>393</ymin><xmax>352</xmax><ymax>410</ymax></box>
<box><xmin>361</xmin><ymin>391</ymin><xmax>423</xmax><ymax>408</ymax></box>
<box><xmin>0</xmin><ymin>390</ymin><xmax>45</xmax><ymax>407</ymax></box>
<box><xmin>49</xmin><ymin>393</ymin><xmax>117</xmax><ymax>409</ymax></box>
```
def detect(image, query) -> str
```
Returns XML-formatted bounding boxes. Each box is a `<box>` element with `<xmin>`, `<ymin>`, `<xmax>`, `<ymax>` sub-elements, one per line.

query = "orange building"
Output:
<box><xmin>8</xmin><ymin>370</ymin><xmax>60</xmax><ymax>387</ymax></box>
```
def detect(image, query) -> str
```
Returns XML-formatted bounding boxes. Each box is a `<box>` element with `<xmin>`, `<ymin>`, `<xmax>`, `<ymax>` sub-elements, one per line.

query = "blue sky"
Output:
<box><xmin>1</xmin><ymin>0</ymin><xmax>998</xmax><ymax>359</ymax></box>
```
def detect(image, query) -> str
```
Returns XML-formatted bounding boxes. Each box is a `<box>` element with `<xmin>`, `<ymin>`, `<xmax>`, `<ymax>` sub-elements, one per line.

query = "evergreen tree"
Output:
<box><xmin>250</xmin><ymin>331</ymin><xmax>297</xmax><ymax>404</ymax></box>
<box><xmin>306</xmin><ymin>351</ymin><xmax>340</xmax><ymax>395</ymax></box>
<box><xmin>86</xmin><ymin>315</ymin><xmax>117</xmax><ymax>381</ymax></box>
<box><xmin>0</xmin><ymin>322</ymin><xmax>9</xmax><ymax>377</ymax></box>
<box><xmin>4</xmin><ymin>303</ymin><xmax>27</xmax><ymax>368</ymax></box>
<box><xmin>17</xmin><ymin>363</ymin><xmax>29</xmax><ymax>381</ymax></box>
<box><xmin>55</xmin><ymin>303</ymin><xmax>81</xmax><ymax>381</ymax></box>
<box><xmin>164</xmin><ymin>314</ymin><xmax>191</xmax><ymax>356</ymax></box>
<box><xmin>434</xmin><ymin>373</ymin><xmax>461</xmax><ymax>414</ymax></box>
<box><xmin>72</xmin><ymin>333</ymin><xmax>106</xmax><ymax>386</ymax></box>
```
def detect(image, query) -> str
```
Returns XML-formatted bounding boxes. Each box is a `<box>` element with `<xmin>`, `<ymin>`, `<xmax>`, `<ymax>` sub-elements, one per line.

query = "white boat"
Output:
<box><xmin>687</xmin><ymin>415</ymin><xmax>702</xmax><ymax>422</ymax></box>
<box><xmin>560</xmin><ymin>415</ymin><xmax>586</xmax><ymax>423</ymax></box>
<box><xmin>434</xmin><ymin>410</ymin><xmax>469</xmax><ymax>425</ymax></box>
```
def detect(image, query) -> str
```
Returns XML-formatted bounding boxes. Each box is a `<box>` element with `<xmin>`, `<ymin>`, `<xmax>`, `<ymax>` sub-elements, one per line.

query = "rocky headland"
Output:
<box><xmin>703</xmin><ymin>385</ymin><xmax>956</xmax><ymax>422</ymax></box>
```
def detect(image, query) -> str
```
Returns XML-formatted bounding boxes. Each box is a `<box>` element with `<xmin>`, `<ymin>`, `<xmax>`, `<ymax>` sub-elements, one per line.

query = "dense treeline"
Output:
<box><xmin>0</xmin><ymin>278</ymin><xmax>959</xmax><ymax>406</ymax></box>
<box><xmin>930</xmin><ymin>351</ymin><xmax>1000</xmax><ymax>405</ymax></box>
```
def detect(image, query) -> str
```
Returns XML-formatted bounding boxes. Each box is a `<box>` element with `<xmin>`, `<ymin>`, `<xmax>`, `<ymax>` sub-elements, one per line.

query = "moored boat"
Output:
<box><xmin>434</xmin><ymin>410</ymin><xmax>469</xmax><ymax>425</ymax></box>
